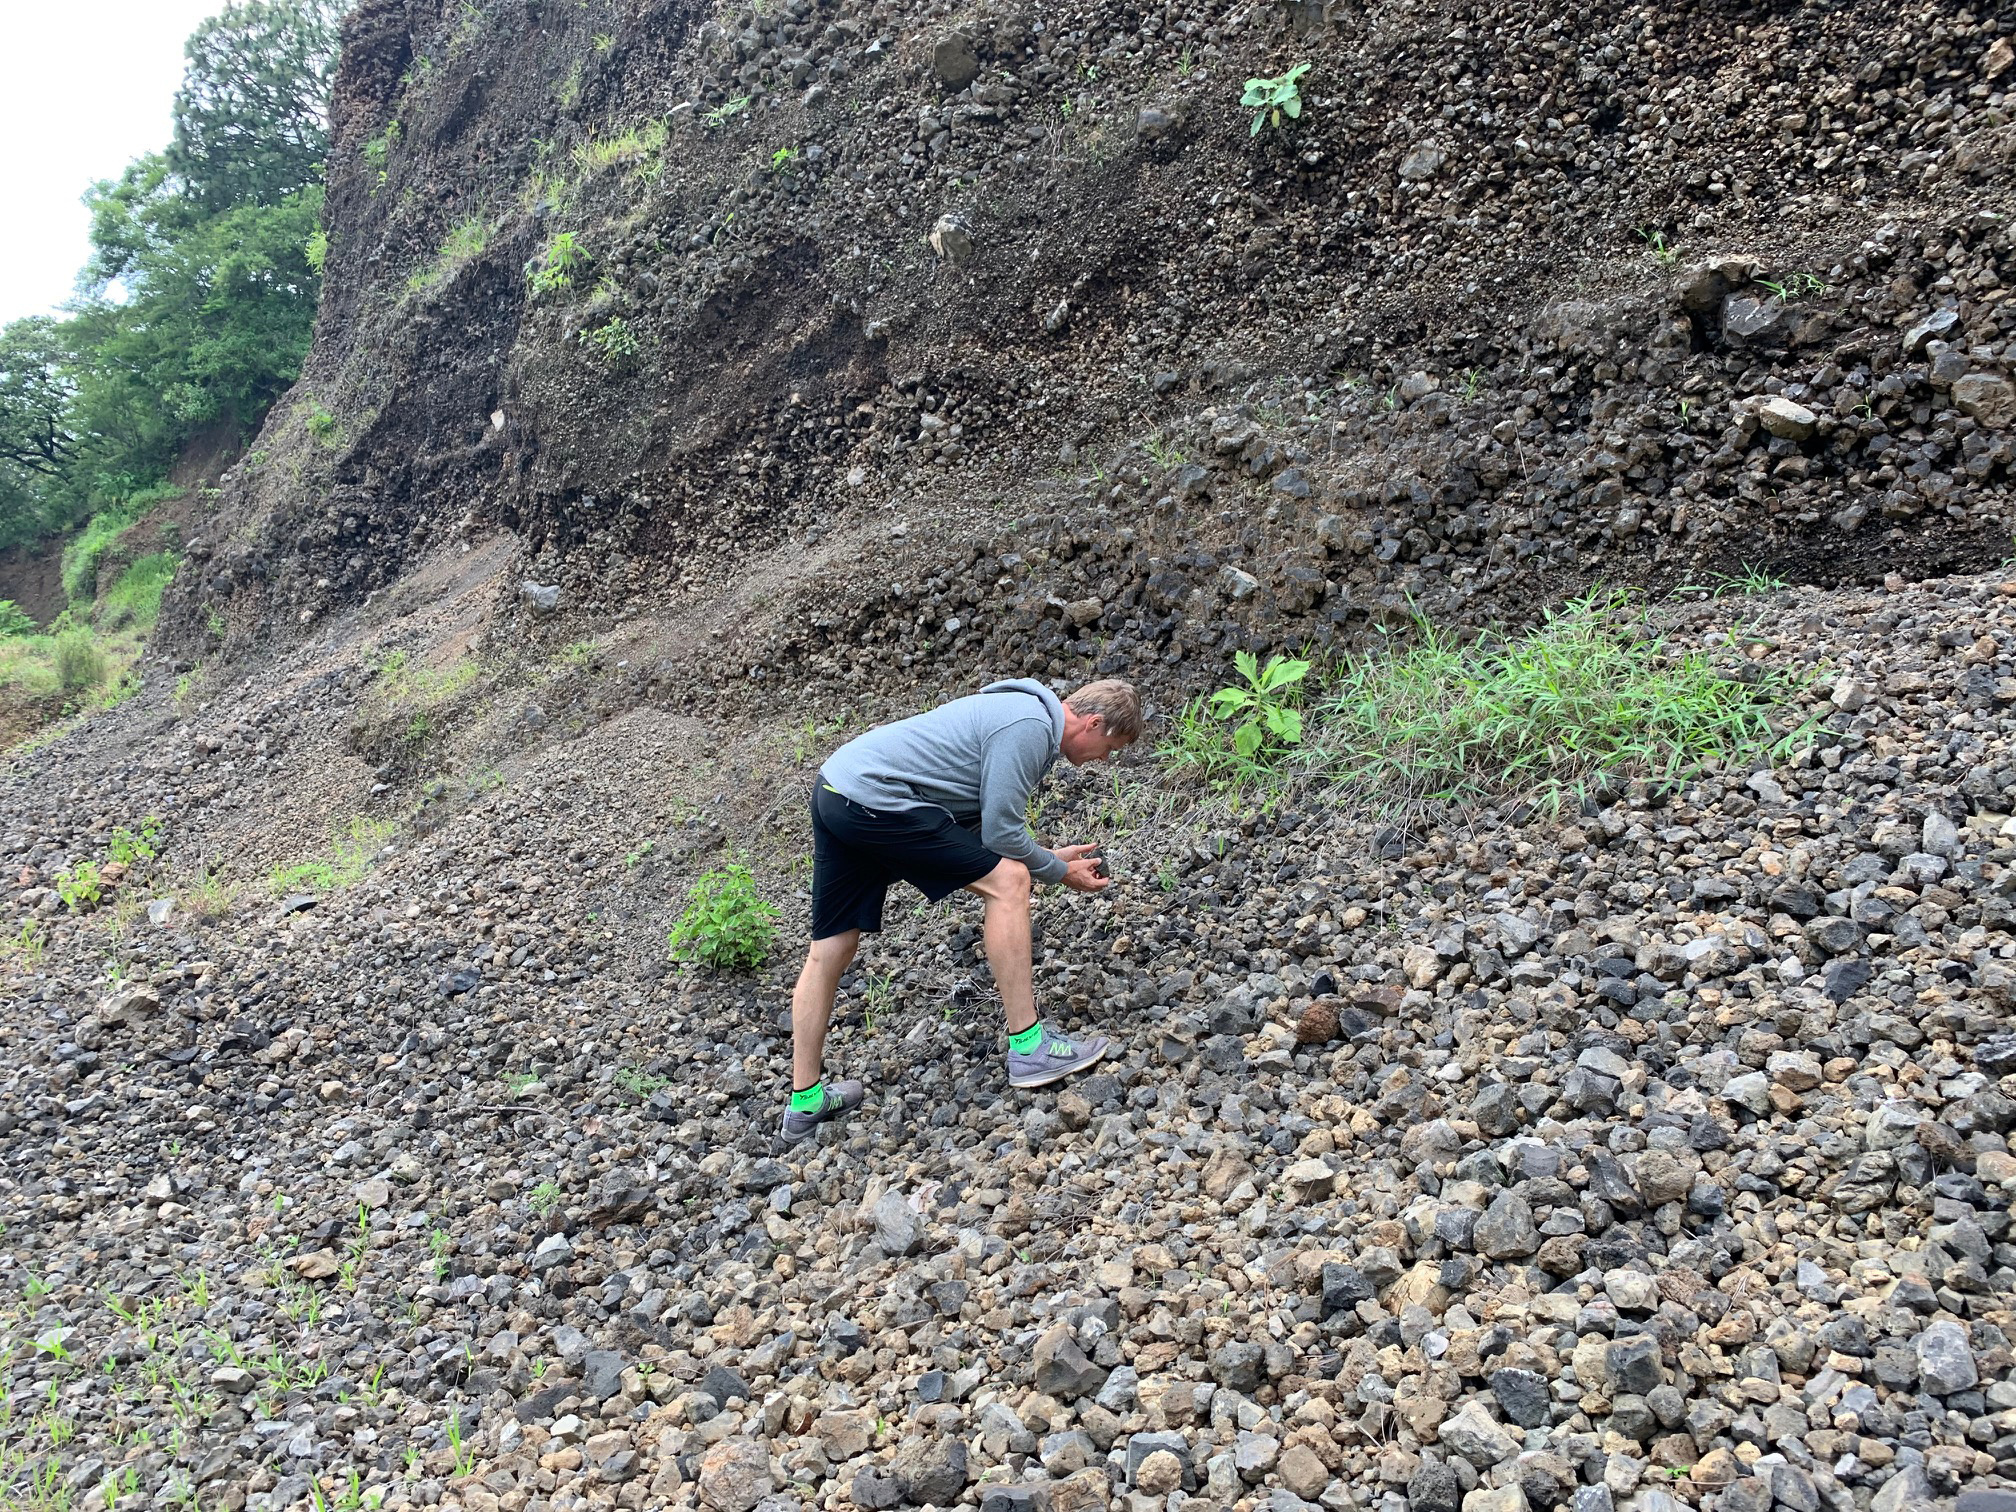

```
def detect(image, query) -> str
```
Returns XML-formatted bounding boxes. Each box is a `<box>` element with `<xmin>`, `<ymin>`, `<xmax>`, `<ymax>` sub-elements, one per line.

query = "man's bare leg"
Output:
<box><xmin>966</xmin><ymin>861</ymin><xmax>1035</xmax><ymax>1033</ymax></box>
<box><xmin>791</xmin><ymin>930</ymin><xmax>860</xmax><ymax>1090</ymax></box>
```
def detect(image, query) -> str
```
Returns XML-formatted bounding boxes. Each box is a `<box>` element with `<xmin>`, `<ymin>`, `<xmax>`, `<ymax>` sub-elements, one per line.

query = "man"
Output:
<box><xmin>781</xmin><ymin>678</ymin><xmax>1143</xmax><ymax>1145</ymax></box>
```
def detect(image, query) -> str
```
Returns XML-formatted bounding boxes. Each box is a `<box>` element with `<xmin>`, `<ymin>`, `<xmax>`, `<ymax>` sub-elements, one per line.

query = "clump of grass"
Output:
<box><xmin>61</xmin><ymin>487</ymin><xmax>180</xmax><ymax>602</ymax></box>
<box><xmin>53</xmin><ymin>632</ymin><xmax>106</xmax><ymax>692</ymax></box>
<box><xmin>270</xmin><ymin>817</ymin><xmax>397</xmax><ymax>895</ymax></box>
<box><xmin>102</xmin><ymin>552</ymin><xmax>178</xmax><ymax>630</ymax></box>
<box><xmin>573</xmin><ymin>118</ymin><xmax>667</xmax><ymax>174</ymax></box>
<box><xmin>407</xmin><ymin>215</ymin><xmax>493</xmax><ymax>294</ymax></box>
<box><xmin>1310</xmin><ymin>588</ymin><xmax>1805</xmax><ymax>811</ymax></box>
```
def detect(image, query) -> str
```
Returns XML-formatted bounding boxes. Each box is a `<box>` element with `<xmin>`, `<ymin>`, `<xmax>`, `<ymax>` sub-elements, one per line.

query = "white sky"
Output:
<box><xmin>0</xmin><ymin>1</ymin><xmax>234</xmax><ymax>326</ymax></box>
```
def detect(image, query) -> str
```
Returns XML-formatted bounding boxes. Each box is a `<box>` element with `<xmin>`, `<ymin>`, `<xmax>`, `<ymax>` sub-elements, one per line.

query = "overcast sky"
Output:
<box><xmin>0</xmin><ymin>1</ymin><xmax>235</xmax><ymax>326</ymax></box>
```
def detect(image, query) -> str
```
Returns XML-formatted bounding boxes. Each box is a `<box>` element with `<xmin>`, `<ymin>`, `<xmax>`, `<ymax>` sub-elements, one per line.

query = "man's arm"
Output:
<box><xmin>977</xmin><ymin>720</ymin><xmax>1067</xmax><ymax>883</ymax></box>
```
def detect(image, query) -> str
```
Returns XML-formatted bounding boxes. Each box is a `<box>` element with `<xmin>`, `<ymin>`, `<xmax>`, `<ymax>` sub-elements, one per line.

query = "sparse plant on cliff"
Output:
<box><xmin>1637</xmin><ymin>228</ymin><xmax>1679</xmax><ymax>265</ymax></box>
<box><xmin>1242</xmin><ymin>63</ymin><xmax>1310</xmax><ymax>137</ymax></box>
<box><xmin>408</xmin><ymin>216</ymin><xmax>491</xmax><ymax>294</ymax></box>
<box><xmin>362</xmin><ymin>120</ymin><xmax>401</xmax><ymax>190</ymax></box>
<box><xmin>667</xmin><ymin>862</ymin><xmax>779</xmax><ymax>971</ymax></box>
<box><xmin>582</xmin><ymin>318</ymin><xmax>639</xmax><ymax>364</ymax></box>
<box><xmin>528</xmin><ymin>232</ymin><xmax>586</xmax><ymax>297</ymax></box>
<box><xmin>770</xmin><ymin>145</ymin><xmax>800</xmax><ymax>172</ymax></box>
<box><xmin>703</xmin><ymin>94</ymin><xmax>751</xmax><ymax>129</ymax></box>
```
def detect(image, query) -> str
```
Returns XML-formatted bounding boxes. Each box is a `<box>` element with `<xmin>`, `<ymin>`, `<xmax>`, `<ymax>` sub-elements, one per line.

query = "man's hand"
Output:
<box><xmin>1056</xmin><ymin>843</ymin><xmax>1110</xmax><ymax>893</ymax></box>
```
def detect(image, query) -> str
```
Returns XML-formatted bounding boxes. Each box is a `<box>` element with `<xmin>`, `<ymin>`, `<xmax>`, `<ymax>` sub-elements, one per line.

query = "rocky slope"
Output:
<box><xmin>9</xmin><ymin>559</ymin><xmax>2016</xmax><ymax>1512</ymax></box>
<box><xmin>7</xmin><ymin>1</ymin><xmax>2016</xmax><ymax>1512</ymax></box>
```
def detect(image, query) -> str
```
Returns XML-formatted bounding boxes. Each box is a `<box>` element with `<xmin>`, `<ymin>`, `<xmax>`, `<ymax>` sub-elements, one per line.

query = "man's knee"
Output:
<box><xmin>805</xmin><ymin>931</ymin><xmax>860</xmax><ymax>970</ymax></box>
<box><xmin>977</xmin><ymin>859</ymin><xmax>1031</xmax><ymax>905</ymax></box>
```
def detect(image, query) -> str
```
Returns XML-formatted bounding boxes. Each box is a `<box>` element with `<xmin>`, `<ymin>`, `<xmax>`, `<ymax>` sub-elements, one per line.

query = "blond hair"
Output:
<box><xmin>1065</xmin><ymin>679</ymin><xmax>1143</xmax><ymax>740</ymax></box>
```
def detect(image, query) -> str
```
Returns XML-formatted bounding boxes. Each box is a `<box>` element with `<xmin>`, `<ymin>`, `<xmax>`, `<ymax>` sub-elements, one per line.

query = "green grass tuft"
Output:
<box><xmin>1309</xmin><ymin>588</ymin><xmax>1806</xmax><ymax>812</ymax></box>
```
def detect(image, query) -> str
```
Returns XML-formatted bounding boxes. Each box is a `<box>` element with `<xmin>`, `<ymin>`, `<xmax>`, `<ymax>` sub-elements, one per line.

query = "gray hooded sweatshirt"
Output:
<box><xmin>819</xmin><ymin>678</ymin><xmax>1068</xmax><ymax>883</ymax></box>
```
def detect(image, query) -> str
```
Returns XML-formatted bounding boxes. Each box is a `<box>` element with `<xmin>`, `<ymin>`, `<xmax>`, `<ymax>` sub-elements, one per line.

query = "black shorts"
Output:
<box><xmin>809</xmin><ymin>784</ymin><xmax>1000</xmax><ymax>939</ymax></box>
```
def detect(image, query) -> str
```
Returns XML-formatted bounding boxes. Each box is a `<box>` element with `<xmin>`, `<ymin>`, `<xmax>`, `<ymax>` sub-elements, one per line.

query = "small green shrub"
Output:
<box><xmin>304</xmin><ymin>404</ymin><xmax>342</xmax><ymax>446</ymax></box>
<box><xmin>107</xmin><ymin>818</ymin><xmax>165</xmax><ymax>867</ymax></box>
<box><xmin>54</xmin><ymin>632</ymin><xmax>106</xmax><ymax>691</ymax></box>
<box><xmin>528</xmin><ymin>232</ymin><xmax>587</xmax><ymax>297</ymax></box>
<box><xmin>581</xmin><ymin>317</ymin><xmax>639</xmax><ymax>363</ymax></box>
<box><xmin>55</xmin><ymin>861</ymin><xmax>103</xmax><ymax>913</ymax></box>
<box><xmin>306</xmin><ymin>228</ymin><xmax>329</xmax><ymax>274</ymax></box>
<box><xmin>1241</xmin><ymin>62</ymin><xmax>1310</xmax><ymax>136</ymax></box>
<box><xmin>667</xmin><ymin>863</ymin><xmax>779</xmax><ymax>971</ymax></box>
<box><xmin>703</xmin><ymin>94</ymin><xmax>751</xmax><ymax>129</ymax></box>
<box><xmin>0</xmin><ymin>601</ymin><xmax>35</xmax><ymax>637</ymax></box>
<box><xmin>1210</xmin><ymin>651</ymin><xmax>1310</xmax><ymax>760</ymax></box>
<box><xmin>270</xmin><ymin>817</ymin><xmax>396</xmax><ymax>895</ymax></box>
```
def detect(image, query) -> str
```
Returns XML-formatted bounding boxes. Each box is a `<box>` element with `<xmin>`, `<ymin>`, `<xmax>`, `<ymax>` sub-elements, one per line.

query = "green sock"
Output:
<box><xmin>1008</xmin><ymin>1023</ymin><xmax>1043</xmax><ymax>1055</ymax></box>
<box><xmin>790</xmin><ymin>1082</ymin><xmax>826</xmax><ymax>1113</ymax></box>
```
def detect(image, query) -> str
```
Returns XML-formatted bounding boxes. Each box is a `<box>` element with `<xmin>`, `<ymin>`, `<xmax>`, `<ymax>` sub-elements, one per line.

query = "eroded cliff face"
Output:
<box><xmin>166</xmin><ymin>0</ymin><xmax>2016</xmax><ymax>691</ymax></box>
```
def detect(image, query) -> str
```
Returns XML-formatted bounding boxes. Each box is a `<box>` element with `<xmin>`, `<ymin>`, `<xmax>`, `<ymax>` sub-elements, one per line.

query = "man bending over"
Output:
<box><xmin>781</xmin><ymin>678</ymin><xmax>1141</xmax><ymax>1145</ymax></box>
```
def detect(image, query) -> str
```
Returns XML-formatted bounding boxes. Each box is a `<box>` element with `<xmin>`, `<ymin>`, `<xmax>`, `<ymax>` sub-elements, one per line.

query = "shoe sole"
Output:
<box><xmin>1009</xmin><ymin>1040</ymin><xmax>1110</xmax><ymax>1089</ymax></box>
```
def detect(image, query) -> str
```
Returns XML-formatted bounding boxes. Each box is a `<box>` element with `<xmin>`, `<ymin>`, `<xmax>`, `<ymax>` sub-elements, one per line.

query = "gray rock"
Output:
<box><xmin>1397</xmin><ymin>144</ymin><xmax>1446</xmax><ymax>180</ymax></box>
<box><xmin>1137</xmin><ymin>105</ymin><xmax>1182</xmax><ymax>141</ymax></box>
<box><xmin>1606</xmin><ymin>1334</ymin><xmax>1664</xmax><ymax>1396</ymax></box>
<box><xmin>1754</xmin><ymin>396</ymin><xmax>1817</xmax><ymax>439</ymax></box>
<box><xmin>1490</xmin><ymin>1368</ymin><xmax>1552</xmax><ymax>1428</ymax></box>
<box><xmin>1125</xmin><ymin>1430</ymin><xmax>1194</xmax><ymax>1489</ymax></box>
<box><xmin>581</xmin><ymin>1349</ymin><xmax>625</xmax><ymax>1400</ymax></box>
<box><xmin>1872</xmin><ymin>1467</ymin><xmax>1933</xmax><ymax>1512</ymax></box>
<box><xmin>928</xmin><ymin>214</ymin><xmax>973</xmax><ymax>264</ymax></box>
<box><xmin>1409</xmin><ymin>1462</ymin><xmax>1461</xmax><ymax>1512</ymax></box>
<box><xmin>1922</xmin><ymin>809</ymin><xmax>1961</xmax><ymax>858</ymax></box>
<box><xmin>1803</xmin><ymin>915</ymin><xmax>1861</xmax><ymax>954</ymax></box>
<box><xmin>1032</xmin><ymin>1321</ymin><xmax>1106</xmax><ymax>1400</ymax></box>
<box><xmin>1723</xmin><ymin>295</ymin><xmax>1786</xmax><ymax>344</ymax></box>
<box><xmin>1914</xmin><ymin>1320</ymin><xmax>1978</xmax><ymax>1395</ymax></box>
<box><xmin>1210</xmin><ymin>1340</ymin><xmax>1263</xmax><ymax>1392</ymax></box>
<box><xmin>520</xmin><ymin>581</ymin><xmax>560</xmax><ymax>612</ymax></box>
<box><xmin>1902</xmin><ymin>308</ymin><xmax>1960</xmax><ymax>356</ymax></box>
<box><xmin>1438</xmin><ymin>1398</ymin><xmax>1518</xmax><ymax>1467</ymax></box>
<box><xmin>930</xmin><ymin>32</ymin><xmax>980</xmax><ymax>90</ymax></box>
<box><xmin>1474</xmin><ymin>1190</ymin><xmax>1539</xmax><ymax>1258</ymax></box>
<box><xmin>871</xmin><ymin>1192</ymin><xmax>923</xmax><ymax>1256</ymax></box>
<box><xmin>701</xmin><ymin>1364</ymin><xmax>752</xmax><ymax>1405</ymax></box>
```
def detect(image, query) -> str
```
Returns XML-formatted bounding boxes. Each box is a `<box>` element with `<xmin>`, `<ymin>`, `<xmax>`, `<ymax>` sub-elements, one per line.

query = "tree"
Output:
<box><xmin>167</xmin><ymin>0</ymin><xmax>351</xmax><ymax>212</ymax></box>
<box><xmin>70</xmin><ymin>154</ymin><xmax>324</xmax><ymax>489</ymax></box>
<box><xmin>0</xmin><ymin>318</ymin><xmax>79</xmax><ymax>547</ymax></box>
<box><xmin>0</xmin><ymin>319</ymin><xmax>77</xmax><ymax>481</ymax></box>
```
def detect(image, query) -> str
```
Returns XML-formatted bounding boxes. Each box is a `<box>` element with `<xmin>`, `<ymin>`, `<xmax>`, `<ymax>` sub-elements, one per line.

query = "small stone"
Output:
<box><xmin>1033</xmin><ymin>1321</ymin><xmax>1107</xmax><ymax>1401</ymax></box>
<box><xmin>1438</xmin><ymin>1399</ymin><xmax>1518</xmax><ymax>1467</ymax></box>
<box><xmin>1490</xmin><ymin>1368</ymin><xmax>1552</xmax><ymax>1428</ymax></box>
<box><xmin>1754</xmin><ymin>395</ymin><xmax>1817</xmax><ymax>439</ymax></box>
<box><xmin>929</xmin><ymin>214</ymin><xmax>974</xmax><ymax>263</ymax></box>
<box><xmin>1278</xmin><ymin>1444</ymin><xmax>1329</xmax><ymax>1499</ymax></box>
<box><xmin>1135</xmin><ymin>1450</ymin><xmax>1184</xmax><ymax>1496</ymax></box>
<box><xmin>1606</xmin><ymin>1334</ymin><xmax>1664</xmax><ymax>1396</ymax></box>
<box><xmin>1398</xmin><ymin>143</ymin><xmax>1446</xmax><ymax>180</ymax></box>
<box><xmin>1953</xmin><ymin>373</ymin><xmax>2016</xmax><ymax>428</ymax></box>
<box><xmin>520</xmin><ymin>581</ymin><xmax>560</xmax><ymax>612</ymax></box>
<box><xmin>1474</xmin><ymin>1190</ymin><xmax>1539</xmax><ymax>1259</ymax></box>
<box><xmin>930</xmin><ymin>32</ymin><xmax>980</xmax><ymax>91</ymax></box>
<box><xmin>697</xmin><ymin>1438</ymin><xmax>771</xmax><ymax>1512</ymax></box>
<box><xmin>1915</xmin><ymin>1321</ymin><xmax>1978</xmax><ymax>1395</ymax></box>
<box><xmin>871</xmin><ymin>1192</ymin><xmax>923</xmax><ymax>1257</ymax></box>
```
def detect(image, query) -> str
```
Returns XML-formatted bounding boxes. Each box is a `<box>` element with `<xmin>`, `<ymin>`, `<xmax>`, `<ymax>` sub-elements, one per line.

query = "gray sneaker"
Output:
<box><xmin>778</xmin><ymin>1080</ymin><xmax>864</xmax><ymax>1146</ymax></box>
<box><xmin>1007</xmin><ymin>1026</ymin><xmax>1111</xmax><ymax>1089</ymax></box>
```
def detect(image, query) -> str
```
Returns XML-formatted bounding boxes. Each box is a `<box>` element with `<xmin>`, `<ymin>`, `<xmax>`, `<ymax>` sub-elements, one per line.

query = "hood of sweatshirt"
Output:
<box><xmin>978</xmin><ymin>678</ymin><xmax>1066</xmax><ymax>752</ymax></box>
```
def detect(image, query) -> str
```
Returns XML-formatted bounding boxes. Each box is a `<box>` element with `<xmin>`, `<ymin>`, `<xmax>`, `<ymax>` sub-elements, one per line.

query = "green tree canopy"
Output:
<box><xmin>0</xmin><ymin>0</ymin><xmax>351</xmax><ymax>552</ymax></box>
<box><xmin>167</xmin><ymin>0</ymin><xmax>350</xmax><ymax>212</ymax></box>
<box><xmin>0</xmin><ymin>318</ymin><xmax>80</xmax><ymax>543</ymax></box>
